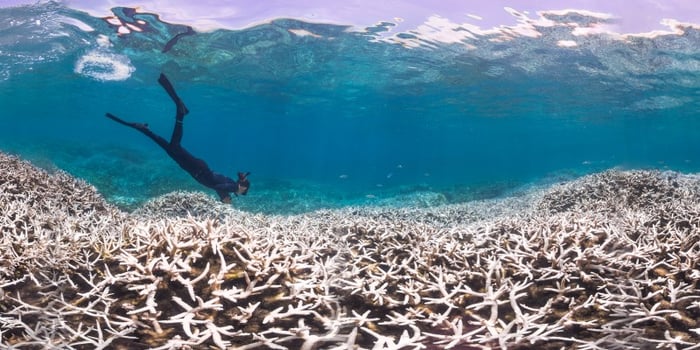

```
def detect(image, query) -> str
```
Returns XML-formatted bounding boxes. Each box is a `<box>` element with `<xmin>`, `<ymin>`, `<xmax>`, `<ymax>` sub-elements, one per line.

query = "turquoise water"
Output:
<box><xmin>2</xmin><ymin>2</ymin><xmax>700</xmax><ymax>214</ymax></box>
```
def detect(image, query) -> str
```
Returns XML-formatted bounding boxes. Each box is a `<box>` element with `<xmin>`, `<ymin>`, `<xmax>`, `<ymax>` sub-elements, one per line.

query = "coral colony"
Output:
<box><xmin>1</xmin><ymin>150</ymin><xmax>700</xmax><ymax>349</ymax></box>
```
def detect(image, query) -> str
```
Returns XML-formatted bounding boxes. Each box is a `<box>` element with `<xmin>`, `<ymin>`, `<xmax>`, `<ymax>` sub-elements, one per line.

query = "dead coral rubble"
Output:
<box><xmin>538</xmin><ymin>169</ymin><xmax>700</xmax><ymax>214</ymax></box>
<box><xmin>1</xmin><ymin>152</ymin><xmax>700</xmax><ymax>349</ymax></box>
<box><xmin>0</xmin><ymin>152</ymin><xmax>124</xmax><ymax>279</ymax></box>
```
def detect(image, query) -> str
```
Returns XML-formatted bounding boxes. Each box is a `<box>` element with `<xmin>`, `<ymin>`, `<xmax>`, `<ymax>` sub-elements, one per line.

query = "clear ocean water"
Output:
<box><xmin>2</xmin><ymin>2</ymin><xmax>700</xmax><ymax>214</ymax></box>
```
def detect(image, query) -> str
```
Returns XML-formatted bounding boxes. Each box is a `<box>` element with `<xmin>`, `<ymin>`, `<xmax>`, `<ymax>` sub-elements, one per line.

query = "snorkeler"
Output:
<box><xmin>105</xmin><ymin>73</ymin><xmax>249</xmax><ymax>203</ymax></box>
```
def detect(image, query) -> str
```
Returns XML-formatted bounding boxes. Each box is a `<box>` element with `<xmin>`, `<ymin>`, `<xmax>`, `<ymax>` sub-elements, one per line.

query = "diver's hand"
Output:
<box><xmin>236</xmin><ymin>171</ymin><xmax>250</xmax><ymax>195</ymax></box>
<box><xmin>237</xmin><ymin>172</ymin><xmax>250</xmax><ymax>181</ymax></box>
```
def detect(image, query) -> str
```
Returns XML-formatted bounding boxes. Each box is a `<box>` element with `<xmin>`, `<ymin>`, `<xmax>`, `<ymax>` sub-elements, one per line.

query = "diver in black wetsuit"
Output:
<box><xmin>106</xmin><ymin>73</ymin><xmax>249</xmax><ymax>203</ymax></box>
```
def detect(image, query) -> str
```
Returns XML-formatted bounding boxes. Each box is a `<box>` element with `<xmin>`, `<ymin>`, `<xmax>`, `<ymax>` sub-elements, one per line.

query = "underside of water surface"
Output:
<box><xmin>1</xmin><ymin>1</ymin><xmax>700</xmax><ymax>213</ymax></box>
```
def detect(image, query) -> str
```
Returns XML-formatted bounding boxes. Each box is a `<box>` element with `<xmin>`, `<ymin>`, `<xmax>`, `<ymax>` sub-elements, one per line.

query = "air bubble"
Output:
<box><xmin>74</xmin><ymin>50</ymin><xmax>135</xmax><ymax>81</ymax></box>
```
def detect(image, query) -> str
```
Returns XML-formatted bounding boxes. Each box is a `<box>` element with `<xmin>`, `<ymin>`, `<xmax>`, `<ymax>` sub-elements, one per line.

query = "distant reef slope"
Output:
<box><xmin>1</xmin><ymin>151</ymin><xmax>699</xmax><ymax>349</ymax></box>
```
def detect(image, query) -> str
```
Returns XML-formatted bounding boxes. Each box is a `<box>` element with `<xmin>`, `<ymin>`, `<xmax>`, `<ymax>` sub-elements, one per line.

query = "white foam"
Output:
<box><xmin>624</xmin><ymin>18</ymin><xmax>700</xmax><ymax>39</ymax></box>
<box><xmin>379</xmin><ymin>7</ymin><xmax>662</xmax><ymax>50</ymax></box>
<box><xmin>57</xmin><ymin>15</ymin><xmax>94</xmax><ymax>32</ymax></box>
<box><xmin>631</xmin><ymin>96</ymin><xmax>690</xmax><ymax>110</ymax></box>
<box><xmin>557</xmin><ymin>40</ymin><xmax>578</xmax><ymax>47</ymax></box>
<box><xmin>0</xmin><ymin>67</ymin><xmax>8</xmax><ymax>82</ymax></box>
<box><xmin>543</xmin><ymin>9</ymin><xmax>614</xmax><ymax>20</ymax></box>
<box><xmin>96</xmin><ymin>34</ymin><xmax>111</xmax><ymax>48</ymax></box>
<box><xmin>74</xmin><ymin>49</ymin><xmax>135</xmax><ymax>81</ymax></box>
<box><xmin>288</xmin><ymin>29</ymin><xmax>322</xmax><ymax>38</ymax></box>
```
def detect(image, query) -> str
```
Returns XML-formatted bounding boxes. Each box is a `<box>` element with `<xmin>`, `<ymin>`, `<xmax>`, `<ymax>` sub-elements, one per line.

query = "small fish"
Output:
<box><xmin>386</xmin><ymin>173</ymin><xmax>393</xmax><ymax>179</ymax></box>
<box><xmin>396</xmin><ymin>164</ymin><xmax>404</xmax><ymax>169</ymax></box>
<box><xmin>365</xmin><ymin>194</ymin><xmax>376</xmax><ymax>199</ymax></box>
<box><xmin>339</xmin><ymin>174</ymin><xmax>348</xmax><ymax>179</ymax></box>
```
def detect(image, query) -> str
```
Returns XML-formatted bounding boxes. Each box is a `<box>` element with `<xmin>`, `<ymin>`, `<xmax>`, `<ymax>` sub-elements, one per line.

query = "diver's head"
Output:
<box><xmin>236</xmin><ymin>171</ymin><xmax>250</xmax><ymax>195</ymax></box>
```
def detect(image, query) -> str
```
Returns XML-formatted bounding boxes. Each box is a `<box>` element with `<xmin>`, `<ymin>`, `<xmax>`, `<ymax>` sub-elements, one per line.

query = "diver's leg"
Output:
<box><xmin>170</xmin><ymin>115</ymin><xmax>184</xmax><ymax>146</ymax></box>
<box><xmin>158</xmin><ymin>73</ymin><xmax>189</xmax><ymax>117</ymax></box>
<box><xmin>105</xmin><ymin>113</ymin><xmax>170</xmax><ymax>150</ymax></box>
<box><xmin>158</xmin><ymin>73</ymin><xmax>189</xmax><ymax>147</ymax></box>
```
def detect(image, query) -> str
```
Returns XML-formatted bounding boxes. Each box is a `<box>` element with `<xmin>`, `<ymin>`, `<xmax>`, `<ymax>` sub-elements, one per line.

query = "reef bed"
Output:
<box><xmin>1</xmin><ymin>151</ymin><xmax>699</xmax><ymax>349</ymax></box>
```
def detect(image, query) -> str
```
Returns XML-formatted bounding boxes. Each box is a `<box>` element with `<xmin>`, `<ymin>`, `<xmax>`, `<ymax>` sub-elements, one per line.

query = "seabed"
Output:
<box><xmin>1</xmin><ymin>151</ymin><xmax>699</xmax><ymax>349</ymax></box>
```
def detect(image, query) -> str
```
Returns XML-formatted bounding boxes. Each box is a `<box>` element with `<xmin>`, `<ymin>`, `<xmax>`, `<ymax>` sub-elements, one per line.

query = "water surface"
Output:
<box><xmin>1</xmin><ymin>1</ymin><xmax>699</xmax><ymax>213</ymax></box>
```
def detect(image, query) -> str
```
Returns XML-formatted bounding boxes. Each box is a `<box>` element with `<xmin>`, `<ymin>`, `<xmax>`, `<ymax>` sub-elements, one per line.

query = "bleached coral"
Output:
<box><xmin>1</xmin><ymin>151</ymin><xmax>699</xmax><ymax>349</ymax></box>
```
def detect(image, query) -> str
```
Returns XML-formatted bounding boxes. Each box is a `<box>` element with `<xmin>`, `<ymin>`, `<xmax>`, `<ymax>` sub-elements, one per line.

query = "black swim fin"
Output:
<box><xmin>158</xmin><ymin>73</ymin><xmax>189</xmax><ymax>116</ymax></box>
<box><xmin>162</xmin><ymin>26</ymin><xmax>195</xmax><ymax>53</ymax></box>
<box><xmin>105</xmin><ymin>113</ymin><xmax>148</xmax><ymax>131</ymax></box>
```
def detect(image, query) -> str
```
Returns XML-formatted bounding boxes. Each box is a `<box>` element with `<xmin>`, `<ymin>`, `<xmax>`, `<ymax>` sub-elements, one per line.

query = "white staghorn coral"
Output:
<box><xmin>1</xmin><ymin>151</ymin><xmax>699</xmax><ymax>349</ymax></box>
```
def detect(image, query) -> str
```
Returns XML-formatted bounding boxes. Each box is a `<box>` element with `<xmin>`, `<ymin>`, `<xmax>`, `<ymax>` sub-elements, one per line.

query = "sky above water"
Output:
<box><xmin>4</xmin><ymin>0</ymin><xmax>700</xmax><ymax>34</ymax></box>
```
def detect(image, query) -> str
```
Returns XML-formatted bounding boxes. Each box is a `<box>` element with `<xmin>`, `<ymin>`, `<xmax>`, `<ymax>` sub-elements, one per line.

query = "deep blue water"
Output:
<box><xmin>2</xmin><ymin>2</ymin><xmax>700</xmax><ymax>213</ymax></box>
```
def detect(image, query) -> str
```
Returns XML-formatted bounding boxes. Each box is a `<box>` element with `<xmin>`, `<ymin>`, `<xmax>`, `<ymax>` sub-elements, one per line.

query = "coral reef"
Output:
<box><xmin>0</xmin><ymin>152</ymin><xmax>125</xmax><ymax>279</ymax></box>
<box><xmin>1</xmin><ymin>151</ymin><xmax>700</xmax><ymax>349</ymax></box>
<box><xmin>132</xmin><ymin>191</ymin><xmax>240</xmax><ymax>220</ymax></box>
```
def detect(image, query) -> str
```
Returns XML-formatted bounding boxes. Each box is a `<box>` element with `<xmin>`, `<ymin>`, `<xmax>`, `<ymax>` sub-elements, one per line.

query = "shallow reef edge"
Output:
<box><xmin>1</xmin><ymin>151</ymin><xmax>699</xmax><ymax>349</ymax></box>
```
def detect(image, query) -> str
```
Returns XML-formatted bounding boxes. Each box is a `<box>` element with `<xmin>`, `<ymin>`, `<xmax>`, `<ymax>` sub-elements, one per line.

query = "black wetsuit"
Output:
<box><xmin>106</xmin><ymin>74</ymin><xmax>245</xmax><ymax>202</ymax></box>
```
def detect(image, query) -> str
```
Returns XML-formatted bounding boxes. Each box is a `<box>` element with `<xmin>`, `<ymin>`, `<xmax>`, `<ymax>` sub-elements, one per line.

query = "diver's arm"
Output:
<box><xmin>215</xmin><ymin>189</ymin><xmax>232</xmax><ymax>203</ymax></box>
<box><xmin>213</xmin><ymin>180</ymin><xmax>238</xmax><ymax>200</ymax></box>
